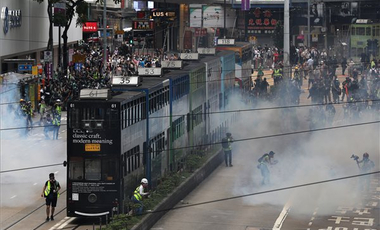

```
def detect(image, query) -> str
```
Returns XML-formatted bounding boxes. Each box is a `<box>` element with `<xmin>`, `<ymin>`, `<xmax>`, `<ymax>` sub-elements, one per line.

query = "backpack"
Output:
<box><xmin>258</xmin><ymin>154</ymin><xmax>268</xmax><ymax>163</ymax></box>
<box><xmin>221</xmin><ymin>138</ymin><xmax>229</xmax><ymax>148</ymax></box>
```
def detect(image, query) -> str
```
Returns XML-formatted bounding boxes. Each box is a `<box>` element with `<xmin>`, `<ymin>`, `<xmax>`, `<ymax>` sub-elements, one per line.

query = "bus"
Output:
<box><xmin>216</xmin><ymin>42</ymin><xmax>252</xmax><ymax>90</ymax></box>
<box><xmin>350</xmin><ymin>19</ymin><xmax>380</xmax><ymax>61</ymax></box>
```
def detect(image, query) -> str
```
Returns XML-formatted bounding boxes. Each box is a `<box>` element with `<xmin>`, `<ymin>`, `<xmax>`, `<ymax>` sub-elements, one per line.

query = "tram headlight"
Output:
<box><xmin>83</xmin><ymin>122</ymin><xmax>91</xmax><ymax>129</ymax></box>
<box><xmin>88</xmin><ymin>193</ymin><xmax>97</xmax><ymax>203</ymax></box>
<box><xmin>95</xmin><ymin>122</ymin><xmax>103</xmax><ymax>129</ymax></box>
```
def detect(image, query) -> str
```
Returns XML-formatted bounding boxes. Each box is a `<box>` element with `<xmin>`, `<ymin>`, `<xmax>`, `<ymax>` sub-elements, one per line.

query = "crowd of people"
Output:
<box><xmin>250</xmin><ymin>45</ymin><xmax>380</xmax><ymax>126</ymax></box>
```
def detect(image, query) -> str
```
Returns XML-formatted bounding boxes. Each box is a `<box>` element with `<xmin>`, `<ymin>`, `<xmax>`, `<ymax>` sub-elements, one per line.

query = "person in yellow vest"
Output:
<box><xmin>41</xmin><ymin>173</ymin><xmax>61</xmax><ymax>221</ymax></box>
<box><xmin>272</xmin><ymin>66</ymin><xmax>283</xmax><ymax>86</ymax></box>
<box><xmin>131</xmin><ymin>178</ymin><xmax>149</xmax><ymax>215</ymax></box>
<box><xmin>222</xmin><ymin>132</ymin><xmax>234</xmax><ymax>167</ymax></box>
<box><xmin>52</xmin><ymin>114</ymin><xmax>61</xmax><ymax>140</ymax></box>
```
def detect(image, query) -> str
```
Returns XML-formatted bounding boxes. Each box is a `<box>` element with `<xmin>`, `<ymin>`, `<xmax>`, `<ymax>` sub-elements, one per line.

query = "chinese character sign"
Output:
<box><xmin>246</xmin><ymin>8</ymin><xmax>281</xmax><ymax>35</ymax></box>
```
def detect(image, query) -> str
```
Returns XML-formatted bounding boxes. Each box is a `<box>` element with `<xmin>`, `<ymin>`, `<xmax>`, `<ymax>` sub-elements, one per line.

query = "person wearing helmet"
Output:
<box><xmin>222</xmin><ymin>132</ymin><xmax>234</xmax><ymax>167</ymax></box>
<box><xmin>357</xmin><ymin>153</ymin><xmax>375</xmax><ymax>192</ymax></box>
<box><xmin>131</xmin><ymin>178</ymin><xmax>149</xmax><ymax>215</ymax></box>
<box><xmin>53</xmin><ymin>99</ymin><xmax>62</xmax><ymax>118</ymax></box>
<box><xmin>294</xmin><ymin>65</ymin><xmax>302</xmax><ymax>89</ymax></box>
<box><xmin>358</xmin><ymin>153</ymin><xmax>375</xmax><ymax>173</ymax></box>
<box><xmin>257</xmin><ymin>151</ymin><xmax>278</xmax><ymax>185</ymax></box>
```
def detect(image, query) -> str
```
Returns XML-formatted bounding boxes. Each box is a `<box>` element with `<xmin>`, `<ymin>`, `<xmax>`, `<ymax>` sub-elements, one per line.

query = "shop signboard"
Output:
<box><xmin>18</xmin><ymin>64</ymin><xmax>32</xmax><ymax>72</ymax></box>
<box><xmin>194</xmin><ymin>28</ymin><xmax>207</xmax><ymax>37</ymax></box>
<box><xmin>132</xmin><ymin>20</ymin><xmax>155</xmax><ymax>30</ymax></box>
<box><xmin>189</xmin><ymin>8</ymin><xmax>202</xmax><ymax>28</ymax></box>
<box><xmin>246</xmin><ymin>8</ymin><xmax>280</xmax><ymax>35</ymax></box>
<box><xmin>82</xmin><ymin>22</ymin><xmax>98</xmax><ymax>32</ymax></box>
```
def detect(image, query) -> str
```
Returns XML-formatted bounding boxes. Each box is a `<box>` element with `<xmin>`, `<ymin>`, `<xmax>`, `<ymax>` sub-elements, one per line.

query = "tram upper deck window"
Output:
<box><xmin>69</xmin><ymin>107</ymin><xmax>80</xmax><ymax>129</ymax></box>
<box><xmin>357</xmin><ymin>27</ymin><xmax>365</xmax><ymax>36</ymax></box>
<box><xmin>85</xmin><ymin>159</ymin><xmax>101</xmax><ymax>180</ymax></box>
<box><xmin>366</xmin><ymin>27</ymin><xmax>371</xmax><ymax>36</ymax></box>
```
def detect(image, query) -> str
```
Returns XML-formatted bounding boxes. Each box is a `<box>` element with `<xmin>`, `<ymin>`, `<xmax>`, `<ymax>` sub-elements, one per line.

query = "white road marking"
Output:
<box><xmin>33</xmin><ymin>183</ymin><xmax>38</xmax><ymax>186</ymax></box>
<box><xmin>10</xmin><ymin>195</ymin><xmax>17</xmax><ymax>199</ymax></box>
<box><xmin>49</xmin><ymin>217</ymin><xmax>75</xmax><ymax>230</ymax></box>
<box><xmin>272</xmin><ymin>202</ymin><xmax>291</xmax><ymax>230</ymax></box>
<box><xmin>308</xmin><ymin>222</ymin><xmax>312</xmax><ymax>226</ymax></box>
<box><xmin>54</xmin><ymin>171</ymin><xmax>59</xmax><ymax>174</ymax></box>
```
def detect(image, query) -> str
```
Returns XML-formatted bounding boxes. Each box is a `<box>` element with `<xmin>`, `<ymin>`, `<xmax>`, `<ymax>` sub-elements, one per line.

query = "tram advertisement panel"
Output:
<box><xmin>69</xmin><ymin>129</ymin><xmax>118</xmax><ymax>154</ymax></box>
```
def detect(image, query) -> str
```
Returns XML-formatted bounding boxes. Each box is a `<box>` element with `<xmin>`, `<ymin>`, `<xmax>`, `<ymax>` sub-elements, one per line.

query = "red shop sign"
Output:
<box><xmin>194</xmin><ymin>28</ymin><xmax>207</xmax><ymax>37</ymax></box>
<box><xmin>83</xmin><ymin>22</ymin><xmax>98</xmax><ymax>32</ymax></box>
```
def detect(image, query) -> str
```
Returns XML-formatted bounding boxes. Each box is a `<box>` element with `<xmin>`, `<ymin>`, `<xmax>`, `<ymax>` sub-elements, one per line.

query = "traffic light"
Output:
<box><xmin>129</xmin><ymin>36</ymin><xmax>133</xmax><ymax>44</ymax></box>
<box><xmin>373</xmin><ymin>39</ymin><xmax>379</xmax><ymax>55</ymax></box>
<box><xmin>367</xmin><ymin>39</ymin><xmax>374</xmax><ymax>53</ymax></box>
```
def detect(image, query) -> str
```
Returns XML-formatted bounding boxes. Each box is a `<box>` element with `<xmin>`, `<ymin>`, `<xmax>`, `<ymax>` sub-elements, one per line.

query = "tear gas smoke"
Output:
<box><xmin>225</xmin><ymin>90</ymin><xmax>379</xmax><ymax>216</ymax></box>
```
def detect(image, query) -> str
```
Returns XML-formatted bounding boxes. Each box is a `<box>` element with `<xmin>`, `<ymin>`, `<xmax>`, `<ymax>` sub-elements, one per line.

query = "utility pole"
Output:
<box><xmin>103</xmin><ymin>0</ymin><xmax>107</xmax><ymax>72</ymax></box>
<box><xmin>307</xmin><ymin>0</ymin><xmax>311</xmax><ymax>47</ymax></box>
<box><xmin>224</xmin><ymin>0</ymin><xmax>226</xmax><ymax>38</ymax></box>
<box><xmin>58</xmin><ymin>26</ymin><xmax>61</xmax><ymax>70</ymax></box>
<box><xmin>284</xmin><ymin>0</ymin><xmax>290</xmax><ymax>79</ymax></box>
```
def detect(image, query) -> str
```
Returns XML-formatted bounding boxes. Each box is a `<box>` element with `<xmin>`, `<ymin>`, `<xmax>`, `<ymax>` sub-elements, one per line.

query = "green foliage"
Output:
<box><xmin>104</xmin><ymin>214</ymin><xmax>140</xmax><ymax>230</ymax></box>
<box><xmin>106</xmin><ymin>145</ymin><xmax>216</xmax><ymax>229</ymax></box>
<box><xmin>272</xmin><ymin>21</ymin><xmax>284</xmax><ymax>49</ymax></box>
<box><xmin>185</xmin><ymin>153</ymin><xmax>202</xmax><ymax>172</ymax></box>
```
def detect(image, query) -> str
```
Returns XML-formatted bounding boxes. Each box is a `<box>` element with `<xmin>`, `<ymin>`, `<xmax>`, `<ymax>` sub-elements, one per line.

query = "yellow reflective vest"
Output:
<box><xmin>44</xmin><ymin>181</ymin><xmax>60</xmax><ymax>198</ymax></box>
<box><xmin>134</xmin><ymin>186</ymin><xmax>143</xmax><ymax>201</ymax></box>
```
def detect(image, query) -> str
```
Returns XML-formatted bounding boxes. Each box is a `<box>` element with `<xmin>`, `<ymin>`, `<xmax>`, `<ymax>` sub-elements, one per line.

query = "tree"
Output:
<box><xmin>35</xmin><ymin>0</ymin><xmax>121</xmax><ymax>73</ymax></box>
<box><xmin>272</xmin><ymin>20</ymin><xmax>284</xmax><ymax>49</ymax></box>
<box><xmin>34</xmin><ymin>0</ymin><xmax>60</xmax><ymax>52</ymax></box>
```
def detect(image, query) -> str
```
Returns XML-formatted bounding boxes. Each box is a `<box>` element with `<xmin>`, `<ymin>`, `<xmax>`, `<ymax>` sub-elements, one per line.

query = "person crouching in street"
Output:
<box><xmin>131</xmin><ymin>178</ymin><xmax>149</xmax><ymax>215</ymax></box>
<box><xmin>257</xmin><ymin>151</ymin><xmax>277</xmax><ymax>185</ymax></box>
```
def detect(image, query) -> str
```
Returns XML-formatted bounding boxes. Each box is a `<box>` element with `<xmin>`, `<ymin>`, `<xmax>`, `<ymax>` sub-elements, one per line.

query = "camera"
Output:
<box><xmin>351</xmin><ymin>154</ymin><xmax>359</xmax><ymax>161</ymax></box>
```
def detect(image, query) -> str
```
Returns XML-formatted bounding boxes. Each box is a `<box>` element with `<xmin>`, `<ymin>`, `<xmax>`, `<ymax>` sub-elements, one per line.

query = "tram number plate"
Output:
<box><xmin>179</xmin><ymin>53</ymin><xmax>199</xmax><ymax>60</ymax></box>
<box><xmin>161</xmin><ymin>60</ymin><xmax>183</xmax><ymax>69</ymax></box>
<box><xmin>138</xmin><ymin>68</ymin><xmax>162</xmax><ymax>76</ymax></box>
<box><xmin>197</xmin><ymin>47</ymin><xmax>216</xmax><ymax>55</ymax></box>
<box><xmin>85</xmin><ymin>144</ymin><xmax>101</xmax><ymax>152</ymax></box>
<box><xmin>217</xmin><ymin>39</ymin><xmax>235</xmax><ymax>45</ymax></box>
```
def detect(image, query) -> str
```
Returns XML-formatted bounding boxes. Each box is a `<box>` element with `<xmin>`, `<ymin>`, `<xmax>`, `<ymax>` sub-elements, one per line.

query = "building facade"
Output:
<box><xmin>0</xmin><ymin>0</ymin><xmax>82</xmax><ymax>73</ymax></box>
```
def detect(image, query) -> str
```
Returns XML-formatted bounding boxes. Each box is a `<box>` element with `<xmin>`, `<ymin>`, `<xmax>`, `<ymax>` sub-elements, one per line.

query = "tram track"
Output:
<box><xmin>2</xmin><ymin>190</ymin><xmax>67</xmax><ymax>230</ymax></box>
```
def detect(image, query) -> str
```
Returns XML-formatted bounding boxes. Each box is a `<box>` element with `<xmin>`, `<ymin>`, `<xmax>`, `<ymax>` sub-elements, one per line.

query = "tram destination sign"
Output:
<box><xmin>217</xmin><ymin>39</ymin><xmax>235</xmax><ymax>46</ymax></box>
<box><xmin>112</xmin><ymin>76</ymin><xmax>141</xmax><ymax>86</ymax></box>
<box><xmin>80</xmin><ymin>89</ymin><xmax>111</xmax><ymax>99</ymax></box>
<box><xmin>198</xmin><ymin>47</ymin><xmax>216</xmax><ymax>55</ymax></box>
<box><xmin>180</xmin><ymin>53</ymin><xmax>199</xmax><ymax>60</ymax></box>
<box><xmin>138</xmin><ymin>67</ymin><xmax>162</xmax><ymax>76</ymax></box>
<box><xmin>161</xmin><ymin>60</ymin><xmax>183</xmax><ymax>69</ymax></box>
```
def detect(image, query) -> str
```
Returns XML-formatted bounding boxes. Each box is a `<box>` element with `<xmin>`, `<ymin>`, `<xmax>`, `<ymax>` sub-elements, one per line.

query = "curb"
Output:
<box><xmin>131</xmin><ymin>149</ymin><xmax>224</xmax><ymax>230</ymax></box>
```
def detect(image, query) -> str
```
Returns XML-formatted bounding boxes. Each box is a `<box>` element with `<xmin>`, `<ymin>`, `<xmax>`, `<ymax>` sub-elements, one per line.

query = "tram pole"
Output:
<box><xmin>103</xmin><ymin>0</ymin><xmax>107</xmax><ymax>72</ymax></box>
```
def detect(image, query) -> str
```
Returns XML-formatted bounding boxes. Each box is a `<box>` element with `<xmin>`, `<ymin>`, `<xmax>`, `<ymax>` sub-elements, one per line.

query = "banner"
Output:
<box><xmin>53</xmin><ymin>1</ymin><xmax>66</xmax><ymax>27</ymax></box>
<box><xmin>241</xmin><ymin>0</ymin><xmax>250</xmax><ymax>11</ymax></box>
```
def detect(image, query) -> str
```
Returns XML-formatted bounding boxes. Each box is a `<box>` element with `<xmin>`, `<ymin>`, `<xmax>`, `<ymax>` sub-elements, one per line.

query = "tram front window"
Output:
<box><xmin>69</xmin><ymin>157</ymin><xmax>116</xmax><ymax>181</ymax></box>
<box><xmin>102</xmin><ymin>158</ymin><xmax>117</xmax><ymax>181</ymax></box>
<box><xmin>69</xmin><ymin>157</ymin><xmax>84</xmax><ymax>180</ymax></box>
<box><xmin>85</xmin><ymin>159</ymin><xmax>101</xmax><ymax>180</ymax></box>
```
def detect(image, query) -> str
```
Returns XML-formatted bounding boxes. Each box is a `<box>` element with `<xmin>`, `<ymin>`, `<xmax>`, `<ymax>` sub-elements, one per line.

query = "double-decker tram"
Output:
<box><xmin>66</xmin><ymin>51</ymin><xmax>237</xmax><ymax>217</ymax></box>
<box><xmin>67</xmin><ymin>78</ymin><xmax>170</xmax><ymax>216</ymax></box>
<box><xmin>216</xmin><ymin>42</ymin><xmax>252</xmax><ymax>90</ymax></box>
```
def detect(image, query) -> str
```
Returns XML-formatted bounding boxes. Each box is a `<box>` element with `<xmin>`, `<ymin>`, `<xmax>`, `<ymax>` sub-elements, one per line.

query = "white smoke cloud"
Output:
<box><xmin>224</xmin><ymin>90</ymin><xmax>379</xmax><ymax>216</ymax></box>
